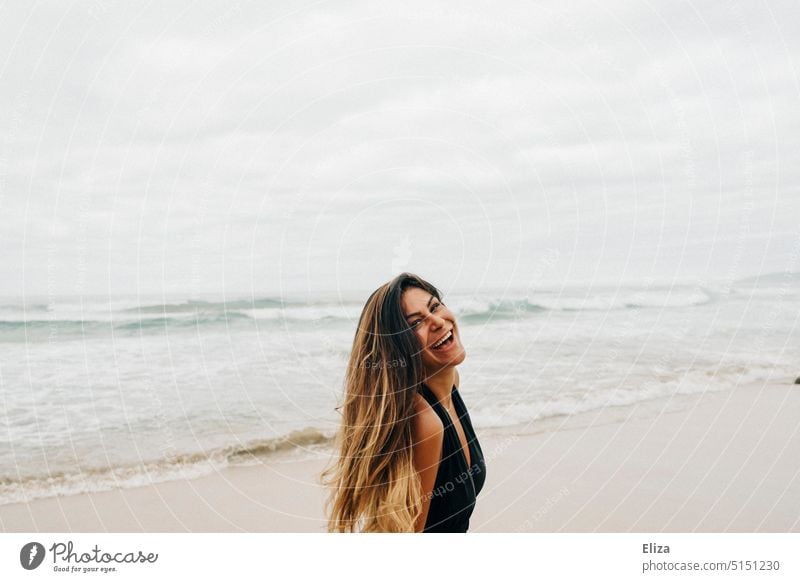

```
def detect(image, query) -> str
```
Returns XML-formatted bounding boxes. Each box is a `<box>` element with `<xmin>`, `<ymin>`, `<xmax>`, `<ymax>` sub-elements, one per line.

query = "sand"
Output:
<box><xmin>2</xmin><ymin>382</ymin><xmax>798</xmax><ymax>532</ymax></box>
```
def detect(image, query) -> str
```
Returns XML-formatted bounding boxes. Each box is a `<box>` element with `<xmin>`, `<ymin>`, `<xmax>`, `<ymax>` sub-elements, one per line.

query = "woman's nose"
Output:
<box><xmin>430</xmin><ymin>312</ymin><xmax>447</xmax><ymax>327</ymax></box>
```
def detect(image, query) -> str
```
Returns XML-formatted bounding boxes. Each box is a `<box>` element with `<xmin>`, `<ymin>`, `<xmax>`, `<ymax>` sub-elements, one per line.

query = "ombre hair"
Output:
<box><xmin>321</xmin><ymin>272</ymin><xmax>442</xmax><ymax>532</ymax></box>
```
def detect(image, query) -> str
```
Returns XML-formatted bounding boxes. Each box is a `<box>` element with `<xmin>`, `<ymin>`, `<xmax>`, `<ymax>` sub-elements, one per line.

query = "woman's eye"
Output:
<box><xmin>410</xmin><ymin>302</ymin><xmax>442</xmax><ymax>328</ymax></box>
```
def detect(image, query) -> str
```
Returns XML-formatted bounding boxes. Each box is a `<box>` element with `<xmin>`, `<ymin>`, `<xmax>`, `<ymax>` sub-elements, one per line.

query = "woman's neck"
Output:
<box><xmin>424</xmin><ymin>368</ymin><xmax>456</xmax><ymax>408</ymax></box>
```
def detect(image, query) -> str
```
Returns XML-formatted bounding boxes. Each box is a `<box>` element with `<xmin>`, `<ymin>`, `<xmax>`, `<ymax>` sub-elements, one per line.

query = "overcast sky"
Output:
<box><xmin>1</xmin><ymin>0</ymin><xmax>798</xmax><ymax>299</ymax></box>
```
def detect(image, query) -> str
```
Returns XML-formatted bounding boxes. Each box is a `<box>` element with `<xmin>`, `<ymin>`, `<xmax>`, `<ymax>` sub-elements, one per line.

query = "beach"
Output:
<box><xmin>3</xmin><ymin>381</ymin><xmax>797</xmax><ymax>533</ymax></box>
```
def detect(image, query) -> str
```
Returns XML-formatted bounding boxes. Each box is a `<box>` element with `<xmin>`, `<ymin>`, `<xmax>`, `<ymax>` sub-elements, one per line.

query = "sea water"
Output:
<box><xmin>1</xmin><ymin>275</ymin><xmax>797</xmax><ymax>504</ymax></box>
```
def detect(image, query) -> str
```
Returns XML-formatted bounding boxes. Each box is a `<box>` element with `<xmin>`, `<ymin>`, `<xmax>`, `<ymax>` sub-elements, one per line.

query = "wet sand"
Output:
<box><xmin>2</xmin><ymin>382</ymin><xmax>798</xmax><ymax>532</ymax></box>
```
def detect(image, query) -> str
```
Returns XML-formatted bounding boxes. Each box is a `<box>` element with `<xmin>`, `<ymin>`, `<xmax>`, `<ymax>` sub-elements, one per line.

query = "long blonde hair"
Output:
<box><xmin>321</xmin><ymin>273</ymin><xmax>442</xmax><ymax>532</ymax></box>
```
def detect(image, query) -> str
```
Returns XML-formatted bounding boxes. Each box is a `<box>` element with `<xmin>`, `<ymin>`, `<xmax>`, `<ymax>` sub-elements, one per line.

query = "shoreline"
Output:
<box><xmin>1</xmin><ymin>382</ymin><xmax>798</xmax><ymax>532</ymax></box>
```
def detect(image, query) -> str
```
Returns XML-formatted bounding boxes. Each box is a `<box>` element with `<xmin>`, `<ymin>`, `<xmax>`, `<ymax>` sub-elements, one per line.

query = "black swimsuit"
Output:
<box><xmin>419</xmin><ymin>382</ymin><xmax>486</xmax><ymax>532</ymax></box>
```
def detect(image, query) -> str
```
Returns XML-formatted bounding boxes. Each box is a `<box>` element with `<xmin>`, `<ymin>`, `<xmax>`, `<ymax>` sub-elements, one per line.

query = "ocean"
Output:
<box><xmin>1</xmin><ymin>275</ymin><xmax>797</xmax><ymax>505</ymax></box>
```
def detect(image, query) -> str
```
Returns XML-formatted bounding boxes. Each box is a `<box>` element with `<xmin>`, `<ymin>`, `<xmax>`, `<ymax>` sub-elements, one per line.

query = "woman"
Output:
<box><xmin>322</xmin><ymin>272</ymin><xmax>486</xmax><ymax>532</ymax></box>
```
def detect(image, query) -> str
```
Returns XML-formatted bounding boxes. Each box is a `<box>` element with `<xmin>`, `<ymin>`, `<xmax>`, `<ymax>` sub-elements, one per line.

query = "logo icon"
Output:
<box><xmin>20</xmin><ymin>542</ymin><xmax>46</xmax><ymax>570</ymax></box>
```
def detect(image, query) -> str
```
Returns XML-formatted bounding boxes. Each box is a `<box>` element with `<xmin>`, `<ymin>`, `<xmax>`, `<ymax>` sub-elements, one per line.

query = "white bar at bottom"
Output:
<box><xmin>1</xmin><ymin>533</ymin><xmax>796</xmax><ymax>581</ymax></box>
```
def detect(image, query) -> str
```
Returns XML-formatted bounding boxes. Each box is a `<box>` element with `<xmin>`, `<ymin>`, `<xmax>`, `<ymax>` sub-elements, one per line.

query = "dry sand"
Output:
<box><xmin>2</xmin><ymin>382</ymin><xmax>798</xmax><ymax>532</ymax></box>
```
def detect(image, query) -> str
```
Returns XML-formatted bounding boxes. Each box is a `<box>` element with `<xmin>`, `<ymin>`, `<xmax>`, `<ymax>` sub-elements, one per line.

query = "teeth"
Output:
<box><xmin>432</xmin><ymin>330</ymin><xmax>452</xmax><ymax>349</ymax></box>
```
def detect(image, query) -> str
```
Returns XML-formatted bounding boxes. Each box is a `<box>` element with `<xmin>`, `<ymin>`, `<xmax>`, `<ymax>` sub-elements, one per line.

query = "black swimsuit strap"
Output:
<box><xmin>417</xmin><ymin>381</ymin><xmax>485</xmax><ymax>532</ymax></box>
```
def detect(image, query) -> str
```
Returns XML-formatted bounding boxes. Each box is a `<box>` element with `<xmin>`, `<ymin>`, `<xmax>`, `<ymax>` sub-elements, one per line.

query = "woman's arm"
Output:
<box><xmin>411</xmin><ymin>399</ymin><xmax>443</xmax><ymax>532</ymax></box>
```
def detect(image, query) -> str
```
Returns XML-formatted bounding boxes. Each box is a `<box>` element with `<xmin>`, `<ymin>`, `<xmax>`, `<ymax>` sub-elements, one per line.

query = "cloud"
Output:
<box><xmin>1</xmin><ymin>0</ymin><xmax>798</xmax><ymax>296</ymax></box>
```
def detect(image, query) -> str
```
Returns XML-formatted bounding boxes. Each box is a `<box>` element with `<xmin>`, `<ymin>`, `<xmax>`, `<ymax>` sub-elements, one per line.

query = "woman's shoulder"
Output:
<box><xmin>412</xmin><ymin>393</ymin><xmax>444</xmax><ymax>442</ymax></box>
<box><xmin>411</xmin><ymin>394</ymin><xmax>444</xmax><ymax>484</ymax></box>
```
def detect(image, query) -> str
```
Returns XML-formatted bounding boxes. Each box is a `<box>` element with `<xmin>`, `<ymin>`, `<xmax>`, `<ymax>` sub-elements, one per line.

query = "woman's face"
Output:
<box><xmin>400</xmin><ymin>287</ymin><xmax>466</xmax><ymax>372</ymax></box>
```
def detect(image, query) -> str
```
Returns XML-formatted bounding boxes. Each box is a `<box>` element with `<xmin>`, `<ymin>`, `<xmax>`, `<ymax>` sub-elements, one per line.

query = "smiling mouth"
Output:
<box><xmin>430</xmin><ymin>329</ymin><xmax>454</xmax><ymax>350</ymax></box>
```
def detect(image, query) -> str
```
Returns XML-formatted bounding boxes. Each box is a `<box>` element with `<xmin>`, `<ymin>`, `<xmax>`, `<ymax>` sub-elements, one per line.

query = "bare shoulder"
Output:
<box><xmin>411</xmin><ymin>393</ymin><xmax>444</xmax><ymax>532</ymax></box>
<box><xmin>412</xmin><ymin>394</ymin><xmax>444</xmax><ymax>444</ymax></box>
